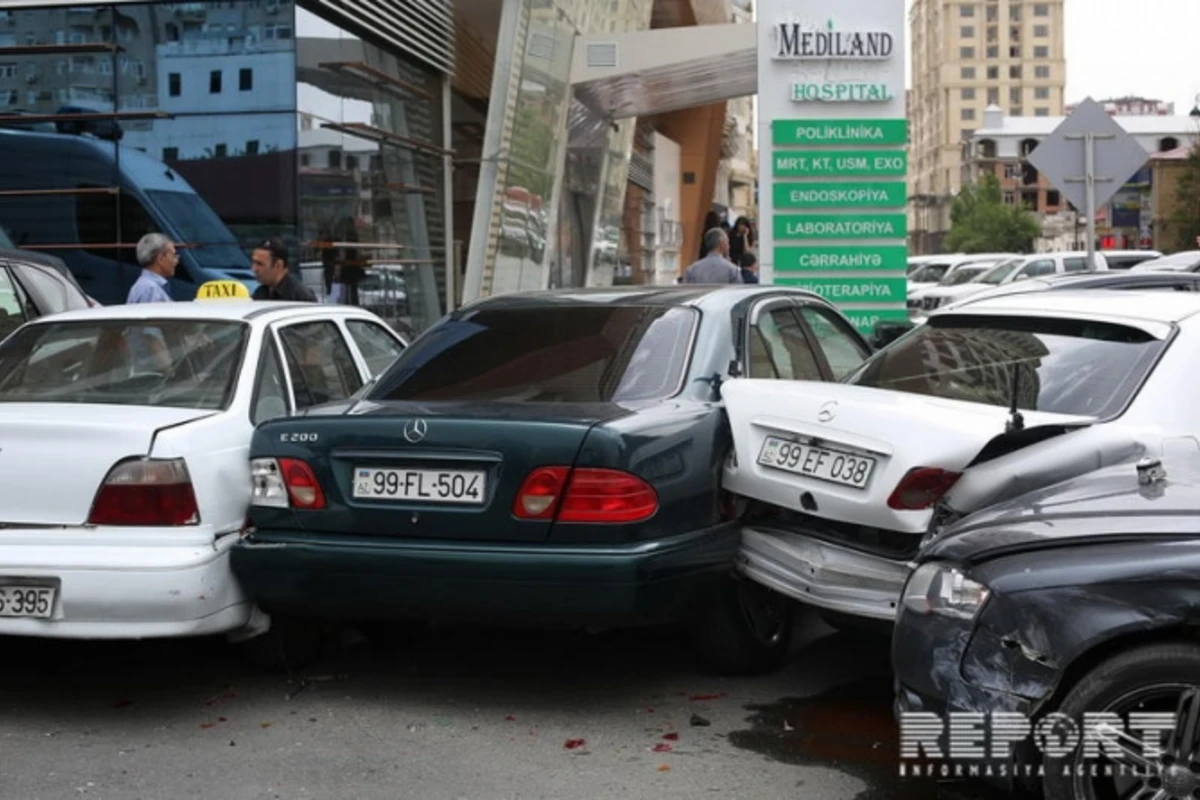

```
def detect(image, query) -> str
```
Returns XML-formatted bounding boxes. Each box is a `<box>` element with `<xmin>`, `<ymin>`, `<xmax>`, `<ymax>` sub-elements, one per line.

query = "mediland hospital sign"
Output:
<box><xmin>756</xmin><ymin>0</ymin><xmax>908</xmax><ymax>334</ymax></box>
<box><xmin>774</xmin><ymin>20</ymin><xmax>896</xmax><ymax>60</ymax></box>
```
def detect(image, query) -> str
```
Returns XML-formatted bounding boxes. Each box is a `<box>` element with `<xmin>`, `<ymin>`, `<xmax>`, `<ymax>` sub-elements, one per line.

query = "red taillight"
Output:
<box><xmin>513</xmin><ymin>466</ymin><xmax>569</xmax><ymax>519</ymax></box>
<box><xmin>886</xmin><ymin>467</ymin><xmax>962</xmax><ymax>511</ymax></box>
<box><xmin>279</xmin><ymin>457</ymin><xmax>326</xmax><ymax>509</ymax></box>
<box><xmin>513</xmin><ymin>466</ymin><xmax>658</xmax><ymax>524</ymax></box>
<box><xmin>88</xmin><ymin>458</ymin><xmax>199</xmax><ymax>526</ymax></box>
<box><xmin>559</xmin><ymin>468</ymin><xmax>658</xmax><ymax>523</ymax></box>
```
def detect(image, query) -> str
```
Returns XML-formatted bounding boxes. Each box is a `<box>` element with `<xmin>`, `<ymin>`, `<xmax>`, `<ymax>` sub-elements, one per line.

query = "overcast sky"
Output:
<box><xmin>903</xmin><ymin>0</ymin><xmax>1200</xmax><ymax>114</ymax></box>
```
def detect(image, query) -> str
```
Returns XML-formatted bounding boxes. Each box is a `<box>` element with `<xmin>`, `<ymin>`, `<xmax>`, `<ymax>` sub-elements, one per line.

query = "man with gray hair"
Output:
<box><xmin>126</xmin><ymin>232</ymin><xmax>178</xmax><ymax>303</ymax></box>
<box><xmin>682</xmin><ymin>227</ymin><xmax>742</xmax><ymax>284</ymax></box>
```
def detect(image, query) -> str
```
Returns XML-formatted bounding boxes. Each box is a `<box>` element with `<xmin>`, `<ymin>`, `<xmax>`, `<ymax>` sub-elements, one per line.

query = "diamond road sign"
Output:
<box><xmin>1026</xmin><ymin>97</ymin><xmax>1151</xmax><ymax>212</ymax></box>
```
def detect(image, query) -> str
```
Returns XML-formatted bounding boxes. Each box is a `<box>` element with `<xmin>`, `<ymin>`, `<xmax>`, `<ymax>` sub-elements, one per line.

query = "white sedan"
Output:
<box><xmin>723</xmin><ymin>289</ymin><xmax>1200</xmax><ymax>622</ymax></box>
<box><xmin>0</xmin><ymin>300</ymin><xmax>407</xmax><ymax>638</ymax></box>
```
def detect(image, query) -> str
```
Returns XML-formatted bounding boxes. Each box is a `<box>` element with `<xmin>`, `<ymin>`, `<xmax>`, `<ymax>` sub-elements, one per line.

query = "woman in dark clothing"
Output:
<box><xmin>729</xmin><ymin>216</ymin><xmax>755</xmax><ymax>266</ymax></box>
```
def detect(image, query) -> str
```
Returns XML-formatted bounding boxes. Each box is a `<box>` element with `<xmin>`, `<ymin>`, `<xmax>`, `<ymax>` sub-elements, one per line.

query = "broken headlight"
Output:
<box><xmin>902</xmin><ymin>562</ymin><xmax>990</xmax><ymax>621</ymax></box>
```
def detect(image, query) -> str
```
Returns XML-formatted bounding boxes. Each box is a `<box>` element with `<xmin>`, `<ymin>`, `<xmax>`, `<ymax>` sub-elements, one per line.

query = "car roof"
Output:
<box><xmin>27</xmin><ymin>300</ymin><xmax>374</xmax><ymax>325</ymax></box>
<box><xmin>935</xmin><ymin>288</ymin><xmax>1200</xmax><ymax>325</ymax></box>
<box><xmin>464</xmin><ymin>285</ymin><xmax>830</xmax><ymax>311</ymax></box>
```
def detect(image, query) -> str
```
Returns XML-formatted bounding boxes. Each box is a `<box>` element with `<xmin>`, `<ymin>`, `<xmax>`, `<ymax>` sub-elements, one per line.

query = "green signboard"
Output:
<box><xmin>841</xmin><ymin>308</ymin><xmax>912</xmax><ymax>336</ymax></box>
<box><xmin>772</xmin><ymin>119</ymin><xmax>908</xmax><ymax>146</ymax></box>
<box><xmin>775</xmin><ymin>245</ymin><xmax>908</xmax><ymax>271</ymax></box>
<box><xmin>775</xmin><ymin>150</ymin><xmax>907</xmax><ymax>178</ymax></box>
<box><xmin>772</xmin><ymin>276</ymin><xmax>909</xmax><ymax>304</ymax></box>
<box><xmin>772</xmin><ymin>181</ymin><xmax>907</xmax><ymax>209</ymax></box>
<box><xmin>774</xmin><ymin>213</ymin><xmax>907</xmax><ymax>240</ymax></box>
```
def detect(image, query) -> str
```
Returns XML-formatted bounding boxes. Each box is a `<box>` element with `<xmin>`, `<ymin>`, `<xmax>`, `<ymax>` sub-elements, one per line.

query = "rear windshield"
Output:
<box><xmin>370</xmin><ymin>305</ymin><xmax>697</xmax><ymax>403</ymax></box>
<box><xmin>977</xmin><ymin>259</ymin><xmax>1023</xmax><ymax>284</ymax></box>
<box><xmin>844</xmin><ymin>315</ymin><xmax>1167</xmax><ymax>418</ymax></box>
<box><xmin>943</xmin><ymin>266</ymin><xmax>989</xmax><ymax>286</ymax></box>
<box><xmin>0</xmin><ymin>319</ymin><xmax>247</xmax><ymax>409</ymax></box>
<box><xmin>913</xmin><ymin>263</ymin><xmax>949</xmax><ymax>282</ymax></box>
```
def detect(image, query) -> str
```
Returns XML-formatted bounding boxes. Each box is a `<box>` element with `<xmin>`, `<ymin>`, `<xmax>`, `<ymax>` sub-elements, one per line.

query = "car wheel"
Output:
<box><xmin>237</xmin><ymin>614</ymin><xmax>327</xmax><ymax>673</ymax></box>
<box><xmin>692</xmin><ymin>574</ymin><xmax>793</xmax><ymax>676</ymax></box>
<box><xmin>1042</xmin><ymin>642</ymin><xmax>1200</xmax><ymax>800</ymax></box>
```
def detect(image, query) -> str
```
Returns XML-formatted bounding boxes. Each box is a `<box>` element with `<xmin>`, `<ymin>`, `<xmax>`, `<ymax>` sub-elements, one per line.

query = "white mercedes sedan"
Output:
<box><xmin>0</xmin><ymin>300</ymin><xmax>407</xmax><ymax>639</ymax></box>
<box><xmin>722</xmin><ymin>290</ymin><xmax>1200</xmax><ymax>624</ymax></box>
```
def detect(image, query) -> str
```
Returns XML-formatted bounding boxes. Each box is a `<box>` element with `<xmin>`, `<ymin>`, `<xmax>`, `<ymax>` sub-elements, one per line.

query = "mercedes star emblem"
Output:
<box><xmin>403</xmin><ymin>418</ymin><xmax>428</xmax><ymax>443</ymax></box>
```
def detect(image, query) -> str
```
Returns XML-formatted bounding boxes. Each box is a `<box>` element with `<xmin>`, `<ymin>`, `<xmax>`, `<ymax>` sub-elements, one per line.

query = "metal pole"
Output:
<box><xmin>441</xmin><ymin>73</ymin><xmax>455</xmax><ymax>313</ymax></box>
<box><xmin>1085</xmin><ymin>132</ymin><xmax>1097</xmax><ymax>269</ymax></box>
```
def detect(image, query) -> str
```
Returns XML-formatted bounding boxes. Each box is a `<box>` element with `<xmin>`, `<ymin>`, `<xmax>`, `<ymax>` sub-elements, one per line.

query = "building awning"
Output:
<box><xmin>570</xmin><ymin>23</ymin><xmax>755</xmax><ymax>120</ymax></box>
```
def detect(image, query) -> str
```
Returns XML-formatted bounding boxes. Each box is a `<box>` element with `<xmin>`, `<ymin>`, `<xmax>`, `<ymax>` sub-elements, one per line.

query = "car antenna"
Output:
<box><xmin>1005</xmin><ymin>365</ymin><xmax>1025</xmax><ymax>433</ymax></box>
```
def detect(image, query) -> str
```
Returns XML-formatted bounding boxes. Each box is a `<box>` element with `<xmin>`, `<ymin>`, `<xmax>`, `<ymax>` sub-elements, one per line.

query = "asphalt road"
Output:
<box><xmin>0</xmin><ymin>610</ymin><xmax>1009</xmax><ymax>800</ymax></box>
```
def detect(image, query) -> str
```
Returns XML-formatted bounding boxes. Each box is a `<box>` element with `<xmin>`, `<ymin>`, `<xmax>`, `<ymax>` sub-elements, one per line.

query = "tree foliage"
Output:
<box><xmin>946</xmin><ymin>173</ymin><xmax>1041</xmax><ymax>253</ymax></box>
<box><xmin>1168</xmin><ymin>143</ymin><xmax>1200</xmax><ymax>252</ymax></box>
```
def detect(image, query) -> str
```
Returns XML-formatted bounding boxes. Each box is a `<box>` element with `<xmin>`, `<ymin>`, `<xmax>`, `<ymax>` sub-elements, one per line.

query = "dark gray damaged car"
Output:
<box><xmin>893</xmin><ymin>455</ymin><xmax>1200</xmax><ymax>800</ymax></box>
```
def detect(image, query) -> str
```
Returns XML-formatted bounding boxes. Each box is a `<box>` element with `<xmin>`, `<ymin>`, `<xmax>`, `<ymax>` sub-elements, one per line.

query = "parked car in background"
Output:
<box><xmin>906</xmin><ymin>254</ymin><xmax>1014</xmax><ymax>290</ymax></box>
<box><xmin>231</xmin><ymin>286</ymin><xmax>878</xmax><ymax>675</ymax></box>
<box><xmin>910</xmin><ymin>251</ymin><xmax>1112</xmax><ymax>315</ymax></box>
<box><xmin>878</xmin><ymin>269</ymin><xmax>1200</xmax><ymax>342</ymax></box>
<box><xmin>1098</xmin><ymin>248</ymin><xmax>1162</xmax><ymax>270</ymax></box>
<box><xmin>1130</xmin><ymin>249</ymin><xmax>1200</xmax><ymax>272</ymax></box>
<box><xmin>0</xmin><ymin>117</ymin><xmax>258</xmax><ymax>305</ymax></box>
<box><xmin>722</xmin><ymin>290</ymin><xmax>1200</xmax><ymax>626</ymax></box>
<box><xmin>0</xmin><ymin>299</ymin><xmax>406</xmax><ymax>643</ymax></box>
<box><xmin>906</xmin><ymin>254</ymin><xmax>953</xmax><ymax>275</ymax></box>
<box><xmin>894</xmin><ymin>454</ymin><xmax>1200</xmax><ymax>800</ymax></box>
<box><xmin>905</xmin><ymin>263</ymin><xmax>999</xmax><ymax>317</ymax></box>
<box><xmin>0</xmin><ymin>247</ymin><xmax>96</xmax><ymax>340</ymax></box>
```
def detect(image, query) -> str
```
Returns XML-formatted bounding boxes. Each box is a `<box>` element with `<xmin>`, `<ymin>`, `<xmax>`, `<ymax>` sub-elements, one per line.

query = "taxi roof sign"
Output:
<box><xmin>196</xmin><ymin>280</ymin><xmax>251</xmax><ymax>300</ymax></box>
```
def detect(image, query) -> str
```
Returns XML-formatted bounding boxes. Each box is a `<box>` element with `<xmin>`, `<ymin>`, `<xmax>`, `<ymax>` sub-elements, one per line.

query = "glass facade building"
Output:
<box><xmin>0</xmin><ymin>0</ymin><xmax>751</xmax><ymax>330</ymax></box>
<box><xmin>0</xmin><ymin>0</ymin><xmax>451</xmax><ymax>331</ymax></box>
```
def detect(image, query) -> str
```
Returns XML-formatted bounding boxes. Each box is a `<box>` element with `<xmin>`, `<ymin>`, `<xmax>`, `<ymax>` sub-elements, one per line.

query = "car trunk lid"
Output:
<box><xmin>722</xmin><ymin>380</ymin><xmax>1095</xmax><ymax>535</ymax></box>
<box><xmin>256</xmin><ymin>401</ymin><xmax>633</xmax><ymax>542</ymax></box>
<box><xmin>0</xmin><ymin>403</ymin><xmax>216</xmax><ymax>526</ymax></box>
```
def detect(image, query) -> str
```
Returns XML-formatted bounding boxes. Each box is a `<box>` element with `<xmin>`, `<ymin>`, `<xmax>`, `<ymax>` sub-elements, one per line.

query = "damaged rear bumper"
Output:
<box><xmin>735</xmin><ymin>526</ymin><xmax>912</xmax><ymax>621</ymax></box>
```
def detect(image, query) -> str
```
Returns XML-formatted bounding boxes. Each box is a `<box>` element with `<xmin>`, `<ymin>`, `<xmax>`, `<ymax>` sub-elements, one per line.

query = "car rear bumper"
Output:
<box><xmin>736</xmin><ymin>526</ymin><xmax>912</xmax><ymax>621</ymax></box>
<box><xmin>230</xmin><ymin>524</ymin><xmax>740</xmax><ymax>626</ymax></box>
<box><xmin>0</xmin><ymin>531</ymin><xmax>255</xmax><ymax>639</ymax></box>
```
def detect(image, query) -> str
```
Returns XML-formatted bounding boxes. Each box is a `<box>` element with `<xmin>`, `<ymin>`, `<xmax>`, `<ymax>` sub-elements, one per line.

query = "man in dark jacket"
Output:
<box><xmin>250</xmin><ymin>238</ymin><xmax>317</xmax><ymax>302</ymax></box>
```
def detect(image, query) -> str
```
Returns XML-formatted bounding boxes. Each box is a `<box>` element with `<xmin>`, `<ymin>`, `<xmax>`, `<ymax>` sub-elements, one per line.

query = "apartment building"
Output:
<box><xmin>1067</xmin><ymin>96</ymin><xmax>1177</xmax><ymax>117</ymax></box>
<box><xmin>908</xmin><ymin>0</ymin><xmax>1066</xmax><ymax>253</ymax></box>
<box><xmin>962</xmin><ymin>107</ymin><xmax>1199</xmax><ymax>250</ymax></box>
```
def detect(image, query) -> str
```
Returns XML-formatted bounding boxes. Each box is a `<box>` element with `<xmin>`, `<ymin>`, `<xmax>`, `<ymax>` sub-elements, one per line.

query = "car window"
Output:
<box><xmin>251</xmin><ymin>337</ymin><xmax>290</xmax><ymax>424</ymax></box>
<box><xmin>0</xmin><ymin>319</ymin><xmax>247</xmax><ymax>409</ymax></box>
<box><xmin>370</xmin><ymin>305</ymin><xmax>697</xmax><ymax>403</ymax></box>
<box><xmin>749</xmin><ymin>307</ymin><xmax>823</xmax><ymax>381</ymax></box>
<box><xmin>1063</xmin><ymin>257</ymin><xmax>1089</xmax><ymax>272</ymax></box>
<box><xmin>845</xmin><ymin>314</ymin><xmax>1166</xmax><ymax>419</ymax></box>
<box><xmin>346</xmin><ymin>319</ymin><xmax>405</xmax><ymax>376</ymax></box>
<box><xmin>1018</xmin><ymin>259</ymin><xmax>1056</xmax><ymax>279</ymax></box>
<box><xmin>798</xmin><ymin>306</ymin><xmax>870</xmax><ymax>380</ymax></box>
<box><xmin>277</xmin><ymin>321</ymin><xmax>363</xmax><ymax>410</ymax></box>
<box><xmin>0</xmin><ymin>268</ymin><xmax>29</xmax><ymax>339</ymax></box>
<box><xmin>13</xmin><ymin>263</ymin><xmax>89</xmax><ymax>314</ymax></box>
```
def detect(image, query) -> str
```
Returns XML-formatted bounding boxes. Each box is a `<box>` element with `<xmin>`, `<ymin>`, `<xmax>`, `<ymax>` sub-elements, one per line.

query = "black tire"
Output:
<box><xmin>237</xmin><ymin>614</ymin><xmax>327</xmax><ymax>673</ymax></box>
<box><xmin>692</xmin><ymin>574</ymin><xmax>793</xmax><ymax>675</ymax></box>
<box><xmin>1042</xmin><ymin>641</ymin><xmax>1200</xmax><ymax>800</ymax></box>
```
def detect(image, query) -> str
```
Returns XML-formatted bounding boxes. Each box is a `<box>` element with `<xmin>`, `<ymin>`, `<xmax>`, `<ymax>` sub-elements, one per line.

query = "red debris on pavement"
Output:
<box><xmin>564</xmin><ymin>738</ymin><xmax>586</xmax><ymax>750</ymax></box>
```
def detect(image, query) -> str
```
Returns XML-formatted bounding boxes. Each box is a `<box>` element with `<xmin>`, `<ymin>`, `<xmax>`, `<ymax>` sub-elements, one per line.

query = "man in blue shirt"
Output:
<box><xmin>126</xmin><ymin>233</ymin><xmax>178</xmax><ymax>304</ymax></box>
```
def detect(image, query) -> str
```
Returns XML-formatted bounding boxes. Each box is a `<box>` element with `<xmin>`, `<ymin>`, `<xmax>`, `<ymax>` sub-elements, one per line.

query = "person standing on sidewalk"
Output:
<box><xmin>682</xmin><ymin>228</ymin><xmax>742</xmax><ymax>284</ymax></box>
<box><xmin>126</xmin><ymin>233</ymin><xmax>179</xmax><ymax>303</ymax></box>
<box><xmin>250</xmin><ymin>238</ymin><xmax>317</xmax><ymax>302</ymax></box>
